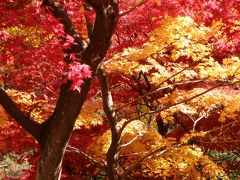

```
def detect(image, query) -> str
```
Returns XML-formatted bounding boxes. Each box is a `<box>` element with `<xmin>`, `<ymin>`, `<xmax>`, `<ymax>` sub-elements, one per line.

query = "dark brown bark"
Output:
<box><xmin>0</xmin><ymin>0</ymin><xmax>118</xmax><ymax>179</ymax></box>
<box><xmin>42</xmin><ymin>0</ymin><xmax>87</xmax><ymax>55</ymax></box>
<box><xmin>35</xmin><ymin>1</ymin><xmax>119</xmax><ymax>179</ymax></box>
<box><xmin>0</xmin><ymin>88</ymin><xmax>42</xmax><ymax>141</ymax></box>
<box><xmin>36</xmin><ymin>80</ymin><xmax>91</xmax><ymax>179</ymax></box>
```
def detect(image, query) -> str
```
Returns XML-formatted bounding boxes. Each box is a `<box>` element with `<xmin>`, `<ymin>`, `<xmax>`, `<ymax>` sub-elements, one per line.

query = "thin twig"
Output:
<box><xmin>119</xmin><ymin>0</ymin><xmax>145</xmax><ymax>17</ymax></box>
<box><xmin>115</xmin><ymin>66</ymin><xmax>189</xmax><ymax>112</ymax></box>
<box><xmin>199</xmin><ymin>140</ymin><xmax>240</xmax><ymax>144</ymax></box>
<box><xmin>66</xmin><ymin>145</ymin><xmax>106</xmax><ymax>168</ymax></box>
<box><xmin>120</xmin><ymin>116</ymin><xmax>155</xmax><ymax>148</ymax></box>
<box><xmin>120</xmin><ymin>80</ymin><xmax>240</xmax><ymax>135</ymax></box>
<box><xmin>122</xmin><ymin>143</ymin><xmax>183</xmax><ymax>177</ymax></box>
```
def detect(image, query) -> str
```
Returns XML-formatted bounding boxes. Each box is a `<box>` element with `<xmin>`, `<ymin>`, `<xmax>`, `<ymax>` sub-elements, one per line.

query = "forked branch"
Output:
<box><xmin>122</xmin><ymin>143</ymin><xmax>182</xmax><ymax>177</ymax></box>
<box><xmin>66</xmin><ymin>145</ymin><xmax>106</xmax><ymax>168</ymax></box>
<box><xmin>0</xmin><ymin>88</ymin><xmax>42</xmax><ymax>141</ymax></box>
<box><xmin>42</xmin><ymin>0</ymin><xmax>87</xmax><ymax>56</ymax></box>
<box><xmin>120</xmin><ymin>80</ymin><xmax>240</xmax><ymax>134</ymax></box>
<box><xmin>98</xmin><ymin>69</ymin><xmax>121</xmax><ymax>179</ymax></box>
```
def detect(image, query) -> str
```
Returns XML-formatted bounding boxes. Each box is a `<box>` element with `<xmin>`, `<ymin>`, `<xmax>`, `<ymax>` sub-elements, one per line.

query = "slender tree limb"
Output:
<box><xmin>122</xmin><ymin>143</ymin><xmax>182</xmax><ymax>177</ymax></box>
<box><xmin>123</xmin><ymin>146</ymin><xmax>167</xmax><ymax>176</ymax></box>
<box><xmin>98</xmin><ymin>69</ymin><xmax>121</xmax><ymax>179</ymax></box>
<box><xmin>173</xmin><ymin>112</ymin><xmax>190</xmax><ymax>133</ymax></box>
<box><xmin>200</xmin><ymin>139</ymin><xmax>240</xmax><ymax>144</ymax></box>
<box><xmin>42</xmin><ymin>0</ymin><xmax>87</xmax><ymax>56</ymax></box>
<box><xmin>66</xmin><ymin>145</ymin><xmax>106</xmax><ymax>168</ymax></box>
<box><xmin>120</xmin><ymin>80</ymin><xmax>240</xmax><ymax>135</ymax></box>
<box><xmin>120</xmin><ymin>116</ymin><xmax>155</xmax><ymax>148</ymax></box>
<box><xmin>119</xmin><ymin>0</ymin><xmax>144</xmax><ymax>17</ymax></box>
<box><xmin>115</xmin><ymin>65</ymin><xmax>189</xmax><ymax>112</ymax></box>
<box><xmin>0</xmin><ymin>88</ymin><xmax>42</xmax><ymax>141</ymax></box>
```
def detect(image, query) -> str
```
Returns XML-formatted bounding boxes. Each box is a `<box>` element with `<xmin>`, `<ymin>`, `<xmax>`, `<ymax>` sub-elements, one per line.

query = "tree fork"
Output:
<box><xmin>36</xmin><ymin>0</ymin><xmax>119</xmax><ymax>179</ymax></box>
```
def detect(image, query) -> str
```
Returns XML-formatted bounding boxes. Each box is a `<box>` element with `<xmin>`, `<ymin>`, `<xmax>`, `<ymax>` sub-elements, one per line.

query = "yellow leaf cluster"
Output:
<box><xmin>5</xmin><ymin>26</ymin><xmax>44</xmax><ymax>48</ymax></box>
<box><xmin>180</xmin><ymin>131</ymin><xmax>207</xmax><ymax>143</ymax></box>
<box><xmin>6</xmin><ymin>89</ymin><xmax>52</xmax><ymax>123</ymax></box>
<box><xmin>86</xmin><ymin>119</ymin><xmax>226</xmax><ymax>178</ymax></box>
<box><xmin>1</xmin><ymin>89</ymin><xmax>104</xmax><ymax>128</ymax></box>
<box><xmin>74</xmin><ymin>101</ymin><xmax>104</xmax><ymax>129</ymax></box>
<box><xmin>0</xmin><ymin>106</ymin><xmax>8</xmax><ymax>128</ymax></box>
<box><xmin>104</xmin><ymin>16</ymin><xmax>213</xmax><ymax>77</ymax></box>
<box><xmin>138</xmin><ymin>145</ymin><xmax>227</xmax><ymax>179</ymax></box>
<box><xmin>189</xmin><ymin>88</ymin><xmax>240</xmax><ymax>123</ymax></box>
<box><xmin>86</xmin><ymin>120</ymin><xmax>169</xmax><ymax>161</ymax></box>
<box><xmin>150</xmin><ymin>16</ymin><xmax>212</xmax><ymax>61</ymax></box>
<box><xmin>158</xmin><ymin>87</ymin><xmax>240</xmax><ymax>124</ymax></box>
<box><xmin>103</xmin><ymin>16</ymin><xmax>232</xmax><ymax>96</ymax></box>
<box><xmin>194</xmin><ymin>56</ymin><xmax>240</xmax><ymax>81</ymax></box>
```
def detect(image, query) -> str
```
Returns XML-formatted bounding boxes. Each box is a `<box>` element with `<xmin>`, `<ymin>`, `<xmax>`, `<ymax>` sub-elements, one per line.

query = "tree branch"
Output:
<box><xmin>119</xmin><ymin>0</ymin><xmax>144</xmax><ymax>17</ymax></box>
<box><xmin>122</xmin><ymin>143</ymin><xmax>182</xmax><ymax>177</ymax></box>
<box><xmin>0</xmin><ymin>88</ymin><xmax>42</xmax><ymax>141</ymax></box>
<box><xmin>66</xmin><ymin>145</ymin><xmax>106</xmax><ymax>168</ymax></box>
<box><xmin>120</xmin><ymin>80</ymin><xmax>240</xmax><ymax>135</ymax></box>
<box><xmin>115</xmin><ymin>65</ymin><xmax>189</xmax><ymax>112</ymax></box>
<box><xmin>42</xmin><ymin>0</ymin><xmax>87</xmax><ymax>55</ymax></box>
<box><xmin>98</xmin><ymin>69</ymin><xmax>120</xmax><ymax>179</ymax></box>
<box><xmin>120</xmin><ymin>116</ymin><xmax>155</xmax><ymax>148</ymax></box>
<box><xmin>36</xmin><ymin>2</ymin><xmax>119</xmax><ymax>177</ymax></box>
<box><xmin>82</xmin><ymin>0</ymin><xmax>119</xmax><ymax>69</ymax></box>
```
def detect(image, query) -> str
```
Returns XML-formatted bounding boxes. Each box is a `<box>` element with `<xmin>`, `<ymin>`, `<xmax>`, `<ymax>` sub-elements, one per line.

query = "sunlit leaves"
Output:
<box><xmin>158</xmin><ymin>87</ymin><xmax>240</xmax><ymax>126</ymax></box>
<box><xmin>74</xmin><ymin>101</ymin><xmax>104</xmax><ymax>129</ymax></box>
<box><xmin>6</xmin><ymin>89</ymin><xmax>52</xmax><ymax>123</ymax></box>
<box><xmin>86</xmin><ymin>120</ymin><xmax>225</xmax><ymax>178</ymax></box>
<box><xmin>104</xmin><ymin>16</ymin><xmax>212</xmax><ymax>77</ymax></box>
<box><xmin>4</xmin><ymin>26</ymin><xmax>43</xmax><ymax>48</ymax></box>
<box><xmin>180</xmin><ymin>131</ymin><xmax>207</xmax><ymax>143</ymax></box>
<box><xmin>138</xmin><ymin>145</ymin><xmax>226</xmax><ymax>179</ymax></box>
<box><xmin>67</xmin><ymin>62</ymin><xmax>92</xmax><ymax>92</ymax></box>
<box><xmin>0</xmin><ymin>106</ymin><xmax>8</xmax><ymax>127</ymax></box>
<box><xmin>87</xmin><ymin>120</ymin><xmax>173</xmax><ymax>161</ymax></box>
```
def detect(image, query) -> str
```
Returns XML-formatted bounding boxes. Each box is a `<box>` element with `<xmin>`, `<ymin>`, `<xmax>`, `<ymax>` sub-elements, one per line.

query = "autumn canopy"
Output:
<box><xmin>0</xmin><ymin>0</ymin><xmax>240</xmax><ymax>179</ymax></box>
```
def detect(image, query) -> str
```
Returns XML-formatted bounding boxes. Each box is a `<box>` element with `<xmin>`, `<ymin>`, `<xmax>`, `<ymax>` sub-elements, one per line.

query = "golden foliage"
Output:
<box><xmin>158</xmin><ymin>87</ymin><xmax>240</xmax><ymax>124</ymax></box>
<box><xmin>0</xmin><ymin>89</ymin><xmax>104</xmax><ymax>128</ymax></box>
<box><xmin>6</xmin><ymin>89</ymin><xmax>52</xmax><ymax>123</ymax></box>
<box><xmin>86</xmin><ymin>120</ymin><xmax>165</xmax><ymax>161</ymax></box>
<box><xmin>88</xmin><ymin>16</ymin><xmax>239</xmax><ymax>178</ymax></box>
<box><xmin>180</xmin><ymin>131</ymin><xmax>207</xmax><ymax>143</ymax></box>
<box><xmin>194</xmin><ymin>56</ymin><xmax>240</xmax><ymax>81</ymax></box>
<box><xmin>0</xmin><ymin>106</ymin><xmax>8</xmax><ymax>128</ymax></box>
<box><xmin>75</xmin><ymin>101</ymin><xmax>104</xmax><ymax>129</ymax></box>
<box><xmin>5</xmin><ymin>26</ymin><xmax>44</xmax><ymax>48</ymax></box>
<box><xmin>138</xmin><ymin>145</ymin><xmax>227</xmax><ymax>179</ymax></box>
<box><xmin>86</xmin><ymin>120</ymin><xmax>226</xmax><ymax>178</ymax></box>
<box><xmin>104</xmin><ymin>16</ymin><xmax>212</xmax><ymax>76</ymax></box>
<box><xmin>150</xmin><ymin>16</ymin><xmax>212</xmax><ymax>61</ymax></box>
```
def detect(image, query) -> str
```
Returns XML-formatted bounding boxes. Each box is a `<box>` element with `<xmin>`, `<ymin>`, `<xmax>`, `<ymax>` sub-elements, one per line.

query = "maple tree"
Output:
<box><xmin>0</xmin><ymin>0</ymin><xmax>240</xmax><ymax>179</ymax></box>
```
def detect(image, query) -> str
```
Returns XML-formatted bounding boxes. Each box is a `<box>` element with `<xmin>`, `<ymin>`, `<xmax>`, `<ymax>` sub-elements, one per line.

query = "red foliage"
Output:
<box><xmin>0</xmin><ymin>119</ymin><xmax>39</xmax><ymax>179</ymax></box>
<box><xmin>63</xmin><ymin>124</ymin><xmax>109</xmax><ymax>178</ymax></box>
<box><xmin>1</xmin><ymin>0</ymin><xmax>240</xmax><ymax>178</ymax></box>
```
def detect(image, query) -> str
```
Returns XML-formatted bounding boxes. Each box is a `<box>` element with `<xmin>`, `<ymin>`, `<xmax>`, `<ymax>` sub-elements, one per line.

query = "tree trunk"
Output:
<box><xmin>36</xmin><ymin>148</ymin><xmax>63</xmax><ymax>180</ymax></box>
<box><xmin>0</xmin><ymin>1</ymin><xmax>119</xmax><ymax>179</ymax></box>
<box><xmin>36</xmin><ymin>81</ymin><xmax>91</xmax><ymax>180</ymax></box>
<box><xmin>35</xmin><ymin>0</ymin><xmax>118</xmax><ymax>177</ymax></box>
